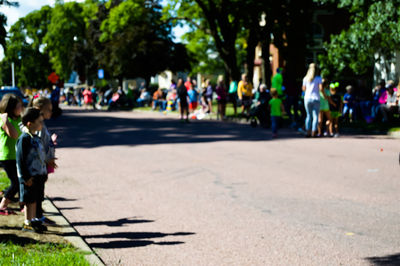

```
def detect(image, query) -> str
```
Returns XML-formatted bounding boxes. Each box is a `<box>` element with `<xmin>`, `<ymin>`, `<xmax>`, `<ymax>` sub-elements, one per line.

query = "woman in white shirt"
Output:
<box><xmin>302</xmin><ymin>63</ymin><xmax>324</xmax><ymax>137</ymax></box>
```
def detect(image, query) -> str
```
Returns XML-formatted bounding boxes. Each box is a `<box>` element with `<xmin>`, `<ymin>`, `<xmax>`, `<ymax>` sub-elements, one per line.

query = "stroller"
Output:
<box><xmin>249</xmin><ymin>101</ymin><xmax>270</xmax><ymax>128</ymax></box>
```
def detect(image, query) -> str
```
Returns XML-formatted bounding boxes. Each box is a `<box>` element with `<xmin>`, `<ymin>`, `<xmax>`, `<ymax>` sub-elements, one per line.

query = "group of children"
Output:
<box><xmin>253</xmin><ymin>78</ymin><xmax>345</xmax><ymax>138</ymax></box>
<box><xmin>0</xmin><ymin>94</ymin><xmax>57</xmax><ymax>233</ymax></box>
<box><xmin>317</xmin><ymin>80</ymin><xmax>343</xmax><ymax>137</ymax></box>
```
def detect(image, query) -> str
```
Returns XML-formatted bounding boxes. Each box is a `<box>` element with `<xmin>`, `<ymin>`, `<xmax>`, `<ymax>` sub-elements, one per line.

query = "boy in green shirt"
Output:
<box><xmin>269</xmin><ymin>88</ymin><xmax>285</xmax><ymax>138</ymax></box>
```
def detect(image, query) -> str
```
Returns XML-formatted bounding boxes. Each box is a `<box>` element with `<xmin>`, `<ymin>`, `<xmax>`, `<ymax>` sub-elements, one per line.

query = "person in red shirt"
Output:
<box><xmin>82</xmin><ymin>87</ymin><xmax>93</xmax><ymax>109</ymax></box>
<box><xmin>184</xmin><ymin>77</ymin><xmax>193</xmax><ymax>91</ymax></box>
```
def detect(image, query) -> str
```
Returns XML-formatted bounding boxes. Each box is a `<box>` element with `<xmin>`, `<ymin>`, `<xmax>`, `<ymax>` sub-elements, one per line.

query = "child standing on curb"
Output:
<box><xmin>17</xmin><ymin>108</ymin><xmax>47</xmax><ymax>233</ymax></box>
<box><xmin>31</xmin><ymin>97</ymin><xmax>57</xmax><ymax>225</ymax></box>
<box><xmin>269</xmin><ymin>88</ymin><xmax>285</xmax><ymax>138</ymax></box>
<box><xmin>0</xmin><ymin>94</ymin><xmax>23</xmax><ymax>215</ymax></box>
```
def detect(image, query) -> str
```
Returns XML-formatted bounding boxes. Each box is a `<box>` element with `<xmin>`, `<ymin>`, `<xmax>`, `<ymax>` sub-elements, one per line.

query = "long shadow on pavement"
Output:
<box><xmin>71</xmin><ymin>217</ymin><xmax>154</xmax><ymax>227</ymax></box>
<box><xmin>50</xmin><ymin>197</ymin><xmax>77</xmax><ymax>202</ymax></box>
<box><xmin>86</xmin><ymin>231</ymin><xmax>195</xmax><ymax>249</ymax></box>
<box><xmin>366</xmin><ymin>253</ymin><xmax>400</xmax><ymax>265</ymax></box>
<box><xmin>46</xmin><ymin>109</ymin><xmax>299</xmax><ymax>149</ymax></box>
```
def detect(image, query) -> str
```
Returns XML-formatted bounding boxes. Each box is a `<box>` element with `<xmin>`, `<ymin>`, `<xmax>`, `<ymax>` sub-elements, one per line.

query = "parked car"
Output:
<box><xmin>0</xmin><ymin>87</ymin><xmax>29</xmax><ymax>106</ymax></box>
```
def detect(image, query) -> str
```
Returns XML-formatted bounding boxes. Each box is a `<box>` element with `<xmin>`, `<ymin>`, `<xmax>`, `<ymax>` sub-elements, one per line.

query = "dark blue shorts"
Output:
<box><xmin>19</xmin><ymin>175</ymin><xmax>46</xmax><ymax>204</ymax></box>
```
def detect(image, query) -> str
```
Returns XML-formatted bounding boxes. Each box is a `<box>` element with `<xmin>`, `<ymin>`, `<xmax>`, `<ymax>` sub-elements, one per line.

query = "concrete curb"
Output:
<box><xmin>42</xmin><ymin>198</ymin><xmax>105</xmax><ymax>266</ymax></box>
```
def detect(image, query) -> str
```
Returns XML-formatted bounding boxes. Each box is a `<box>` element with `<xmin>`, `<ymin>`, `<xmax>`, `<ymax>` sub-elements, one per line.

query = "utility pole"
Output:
<box><xmin>11</xmin><ymin>62</ymin><xmax>15</xmax><ymax>87</ymax></box>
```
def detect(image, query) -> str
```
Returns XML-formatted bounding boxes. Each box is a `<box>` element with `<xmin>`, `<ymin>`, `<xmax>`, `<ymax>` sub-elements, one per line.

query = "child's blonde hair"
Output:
<box><xmin>29</xmin><ymin>96</ymin><xmax>51</xmax><ymax>110</ymax></box>
<box><xmin>270</xmin><ymin>88</ymin><xmax>278</xmax><ymax>98</ymax></box>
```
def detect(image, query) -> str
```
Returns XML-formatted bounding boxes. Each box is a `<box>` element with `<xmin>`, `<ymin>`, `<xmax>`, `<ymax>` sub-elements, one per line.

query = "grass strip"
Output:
<box><xmin>1</xmin><ymin>171</ymin><xmax>90</xmax><ymax>265</ymax></box>
<box><xmin>0</xmin><ymin>171</ymin><xmax>9</xmax><ymax>192</ymax></box>
<box><xmin>0</xmin><ymin>241</ymin><xmax>90</xmax><ymax>266</ymax></box>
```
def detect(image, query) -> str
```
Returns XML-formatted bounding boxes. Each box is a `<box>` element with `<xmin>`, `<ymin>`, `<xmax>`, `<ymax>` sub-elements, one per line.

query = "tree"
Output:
<box><xmin>1</xmin><ymin>6</ymin><xmax>53</xmax><ymax>88</ymax></box>
<box><xmin>165</xmin><ymin>0</ymin><xmax>243</xmax><ymax>81</ymax></box>
<box><xmin>99</xmin><ymin>0</ymin><xmax>190</xmax><ymax>84</ymax></box>
<box><xmin>316</xmin><ymin>0</ymin><xmax>400</xmax><ymax>79</ymax></box>
<box><xmin>180</xmin><ymin>26</ymin><xmax>225</xmax><ymax>76</ymax></box>
<box><xmin>43</xmin><ymin>1</ymin><xmax>87</xmax><ymax>80</ymax></box>
<box><xmin>165</xmin><ymin>0</ymin><xmax>315</xmax><ymax>85</ymax></box>
<box><xmin>0</xmin><ymin>0</ymin><xmax>19</xmax><ymax>51</ymax></box>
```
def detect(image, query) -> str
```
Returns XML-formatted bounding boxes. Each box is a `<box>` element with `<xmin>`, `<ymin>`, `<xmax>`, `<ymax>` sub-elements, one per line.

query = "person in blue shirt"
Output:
<box><xmin>188</xmin><ymin>85</ymin><xmax>199</xmax><ymax>113</ymax></box>
<box><xmin>342</xmin><ymin>85</ymin><xmax>356</xmax><ymax>122</ymax></box>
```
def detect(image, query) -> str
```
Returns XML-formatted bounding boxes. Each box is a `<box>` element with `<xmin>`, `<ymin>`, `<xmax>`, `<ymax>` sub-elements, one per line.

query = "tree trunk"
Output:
<box><xmin>246</xmin><ymin>26</ymin><xmax>258</xmax><ymax>86</ymax></box>
<box><xmin>261</xmin><ymin>32</ymin><xmax>272</xmax><ymax>89</ymax></box>
<box><xmin>218</xmin><ymin>40</ymin><xmax>240</xmax><ymax>82</ymax></box>
<box><xmin>194</xmin><ymin>0</ymin><xmax>240</xmax><ymax>81</ymax></box>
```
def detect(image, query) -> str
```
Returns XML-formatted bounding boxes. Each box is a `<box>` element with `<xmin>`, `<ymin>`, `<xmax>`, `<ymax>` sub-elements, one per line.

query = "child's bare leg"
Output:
<box><xmin>325</xmin><ymin>112</ymin><xmax>332</xmax><ymax>135</ymax></box>
<box><xmin>25</xmin><ymin>202</ymin><xmax>36</xmax><ymax>221</ymax></box>
<box><xmin>334</xmin><ymin>118</ymin><xmax>339</xmax><ymax>134</ymax></box>
<box><xmin>0</xmin><ymin>197</ymin><xmax>11</xmax><ymax>209</ymax></box>
<box><xmin>318</xmin><ymin>112</ymin><xmax>323</xmax><ymax>135</ymax></box>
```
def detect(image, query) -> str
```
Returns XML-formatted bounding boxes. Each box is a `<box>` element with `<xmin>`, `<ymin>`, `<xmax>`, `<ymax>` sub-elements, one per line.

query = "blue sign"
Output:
<box><xmin>98</xmin><ymin>69</ymin><xmax>104</xmax><ymax>79</ymax></box>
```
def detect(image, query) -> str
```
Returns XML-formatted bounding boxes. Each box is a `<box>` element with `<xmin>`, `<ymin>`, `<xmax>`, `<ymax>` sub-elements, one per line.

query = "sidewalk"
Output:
<box><xmin>0</xmin><ymin>197</ymin><xmax>104</xmax><ymax>266</ymax></box>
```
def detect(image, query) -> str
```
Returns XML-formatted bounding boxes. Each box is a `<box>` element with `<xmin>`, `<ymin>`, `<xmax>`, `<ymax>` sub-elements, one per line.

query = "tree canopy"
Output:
<box><xmin>0</xmin><ymin>0</ymin><xmax>19</xmax><ymax>51</ymax></box>
<box><xmin>317</xmin><ymin>0</ymin><xmax>400</xmax><ymax>78</ymax></box>
<box><xmin>0</xmin><ymin>6</ymin><xmax>52</xmax><ymax>87</ymax></box>
<box><xmin>0</xmin><ymin>0</ymin><xmax>190</xmax><ymax>87</ymax></box>
<box><xmin>164</xmin><ymin>0</ymin><xmax>314</xmax><ymax>84</ymax></box>
<box><xmin>99</xmin><ymin>0</ymin><xmax>190</xmax><ymax>83</ymax></box>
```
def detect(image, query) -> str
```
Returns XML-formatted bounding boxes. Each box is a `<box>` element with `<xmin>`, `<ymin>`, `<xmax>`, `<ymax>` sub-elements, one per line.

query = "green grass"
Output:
<box><xmin>0</xmin><ymin>171</ymin><xmax>9</xmax><ymax>192</ymax></box>
<box><xmin>0</xmin><ymin>241</ymin><xmax>90</xmax><ymax>266</ymax></box>
<box><xmin>388</xmin><ymin>127</ymin><xmax>400</xmax><ymax>132</ymax></box>
<box><xmin>0</xmin><ymin>171</ymin><xmax>90</xmax><ymax>266</ymax></box>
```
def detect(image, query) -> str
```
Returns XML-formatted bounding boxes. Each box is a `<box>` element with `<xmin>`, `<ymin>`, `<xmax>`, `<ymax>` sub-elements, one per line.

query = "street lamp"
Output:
<box><xmin>259</xmin><ymin>12</ymin><xmax>267</xmax><ymax>85</ymax></box>
<box><xmin>11</xmin><ymin>62</ymin><xmax>15</xmax><ymax>87</ymax></box>
<box><xmin>259</xmin><ymin>12</ymin><xmax>266</xmax><ymax>27</ymax></box>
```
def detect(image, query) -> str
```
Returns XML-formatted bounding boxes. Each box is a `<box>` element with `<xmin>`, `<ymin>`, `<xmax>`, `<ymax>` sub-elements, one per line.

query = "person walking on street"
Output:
<box><xmin>216</xmin><ymin>75</ymin><xmax>227</xmax><ymax>120</ymax></box>
<box><xmin>177</xmin><ymin>78</ymin><xmax>189</xmax><ymax>123</ymax></box>
<box><xmin>228</xmin><ymin>78</ymin><xmax>238</xmax><ymax>116</ymax></box>
<box><xmin>302</xmin><ymin>63</ymin><xmax>323</xmax><ymax>138</ymax></box>
<box><xmin>318</xmin><ymin>79</ymin><xmax>333</xmax><ymax>137</ymax></box>
<box><xmin>269</xmin><ymin>88</ymin><xmax>285</xmax><ymax>138</ymax></box>
<box><xmin>271</xmin><ymin>67</ymin><xmax>284</xmax><ymax>98</ymax></box>
<box><xmin>204</xmin><ymin>79</ymin><xmax>214</xmax><ymax>114</ymax></box>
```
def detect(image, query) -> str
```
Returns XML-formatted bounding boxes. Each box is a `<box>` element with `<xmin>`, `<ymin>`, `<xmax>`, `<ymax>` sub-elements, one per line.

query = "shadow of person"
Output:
<box><xmin>72</xmin><ymin>217</ymin><xmax>154</xmax><ymax>227</ymax></box>
<box><xmin>85</xmin><ymin>231</ymin><xmax>195</xmax><ymax>249</ymax></box>
<box><xmin>366</xmin><ymin>253</ymin><xmax>400</xmax><ymax>266</ymax></box>
<box><xmin>0</xmin><ymin>234</ymin><xmax>38</xmax><ymax>246</ymax></box>
<box><xmin>90</xmin><ymin>240</ymin><xmax>185</xmax><ymax>249</ymax></box>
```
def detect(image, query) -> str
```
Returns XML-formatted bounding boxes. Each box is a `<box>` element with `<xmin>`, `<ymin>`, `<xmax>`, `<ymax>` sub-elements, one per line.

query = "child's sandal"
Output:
<box><xmin>0</xmin><ymin>208</ymin><xmax>16</xmax><ymax>215</ymax></box>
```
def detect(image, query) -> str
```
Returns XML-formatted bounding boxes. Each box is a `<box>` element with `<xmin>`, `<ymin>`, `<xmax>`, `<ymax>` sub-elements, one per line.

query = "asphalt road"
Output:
<box><xmin>46</xmin><ymin>107</ymin><xmax>400</xmax><ymax>265</ymax></box>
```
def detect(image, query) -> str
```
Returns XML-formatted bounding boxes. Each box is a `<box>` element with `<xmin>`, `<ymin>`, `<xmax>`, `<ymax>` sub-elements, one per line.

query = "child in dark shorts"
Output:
<box><xmin>17</xmin><ymin>108</ymin><xmax>47</xmax><ymax>232</ymax></box>
<box><xmin>329</xmin><ymin>84</ymin><xmax>343</xmax><ymax>137</ymax></box>
<box><xmin>31</xmin><ymin>96</ymin><xmax>58</xmax><ymax>225</ymax></box>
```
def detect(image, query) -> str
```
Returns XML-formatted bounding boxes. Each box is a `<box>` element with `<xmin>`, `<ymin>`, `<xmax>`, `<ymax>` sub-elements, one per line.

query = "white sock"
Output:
<box><xmin>24</xmin><ymin>220</ymin><xmax>30</xmax><ymax>225</ymax></box>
